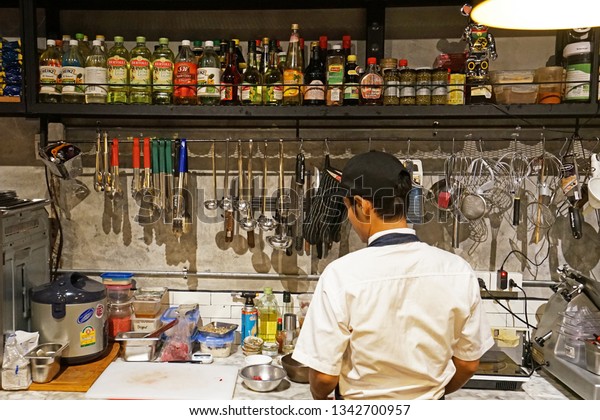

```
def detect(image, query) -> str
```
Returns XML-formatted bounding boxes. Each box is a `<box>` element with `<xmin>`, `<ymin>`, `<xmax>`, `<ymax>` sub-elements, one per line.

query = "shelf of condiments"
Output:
<box><xmin>0</xmin><ymin>37</ymin><xmax>22</xmax><ymax>101</ymax></box>
<box><xmin>38</xmin><ymin>24</ymin><xmax>598</xmax><ymax>108</ymax></box>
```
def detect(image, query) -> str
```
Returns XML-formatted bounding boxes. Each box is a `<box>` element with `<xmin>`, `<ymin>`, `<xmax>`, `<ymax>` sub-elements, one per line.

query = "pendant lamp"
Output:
<box><xmin>471</xmin><ymin>0</ymin><xmax>600</xmax><ymax>30</ymax></box>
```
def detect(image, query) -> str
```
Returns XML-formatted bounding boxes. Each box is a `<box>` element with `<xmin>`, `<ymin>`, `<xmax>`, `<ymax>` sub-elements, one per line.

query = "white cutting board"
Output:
<box><xmin>85</xmin><ymin>362</ymin><xmax>239</xmax><ymax>400</ymax></box>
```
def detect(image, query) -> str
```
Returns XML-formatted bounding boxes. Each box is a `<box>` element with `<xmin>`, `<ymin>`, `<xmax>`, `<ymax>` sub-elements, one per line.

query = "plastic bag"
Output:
<box><xmin>159</xmin><ymin>315</ymin><xmax>193</xmax><ymax>361</ymax></box>
<box><xmin>1</xmin><ymin>333</ymin><xmax>31</xmax><ymax>390</ymax></box>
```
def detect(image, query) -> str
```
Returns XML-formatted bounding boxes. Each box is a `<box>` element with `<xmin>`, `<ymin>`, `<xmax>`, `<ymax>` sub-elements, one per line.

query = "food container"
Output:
<box><xmin>132</xmin><ymin>293</ymin><xmax>162</xmax><ymax>318</ymax></box>
<box><xmin>245</xmin><ymin>354</ymin><xmax>272</xmax><ymax>366</ymax></box>
<box><xmin>161</xmin><ymin>305</ymin><xmax>200</xmax><ymax>334</ymax></box>
<box><xmin>131</xmin><ymin>313</ymin><xmax>162</xmax><ymax>333</ymax></box>
<box><xmin>196</xmin><ymin>331</ymin><xmax>235</xmax><ymax>358</ymax></box>
<box><xmin>137</xmin><ymin>286</ymin><xmax>169</xmax><ymax>309</ymax></box>
<box><xmin>585</xmin><ymin>340</ymin><xmax>600</xmax><ymax>375</ymax></box>
<box><xmin>114</xmin><ymin>331</ymin><xmax>161</xmax><ymax>362</ymax></box>
<box><xmin>281</xmin><ymin>353</ymin><xmax>309</xmax><ymax>383</ymax></box>
<box><xmin>104</xmin><ymin>283</ymin><xmax>133</xmax><ymax>303</ymax></box>
<box><xmin>24</xmin><ymin>342</ymin><xmax>68</xmax><ymax>383</ymax></box>
<box><xmin>534</xmin><ymin>66</ymin><xmax>565</xmax><ymax>104</ymax></box>
<box><xmin>239</xmin><ymin>364</ymin><xmax>286</xmax><ymax>392</ymax></box>
<box><xmin>490</xmin><ymin>70</ymin><xmax>538</xmax><ymax>104</ymax></box>
<box><xmin>197</xmin><ymin>321</ymin><xmax>238</xmax><ymax>337</ymax></box>
<box><xmin>554</xmin><ymin>329</ymin><xmax>589</xmax><ymax>367</ymax></box>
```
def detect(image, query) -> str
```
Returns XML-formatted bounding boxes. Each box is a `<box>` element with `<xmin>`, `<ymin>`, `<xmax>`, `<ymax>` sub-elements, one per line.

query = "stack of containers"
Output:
<box><xmin>100</xmin><ymin>272</ymin><xmax>134</xmax><ymax>340</ymax></box>
<box><xmin>131</xmin><ymin>287</ymin><xmax>166</xmax><ymax>333</ymax></box>
<box><xmin>554</xmin><ymin>308</ymin><xmax>600</xmax><ymax>368</ymax></box>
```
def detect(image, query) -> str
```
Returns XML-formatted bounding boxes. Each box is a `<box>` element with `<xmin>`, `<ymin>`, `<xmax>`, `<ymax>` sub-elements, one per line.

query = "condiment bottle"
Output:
<box><xmin>326</xmin><ymin>44</ymin><xmax>344</xmax><ymax>106</ymax></box>
<box><xmin>360</xmin><ymin>57</ymin><xmax>383</xmax><ymax>105</ymax></box>
<box><xmin>108</xmin><ymin>300</ymin><xmax>132</xmax><ymax>340</ymax></box>
<box><xmin>282</xmin><ymin>23</ymin><xmax>303</xmax><ymax>105</ymax></box>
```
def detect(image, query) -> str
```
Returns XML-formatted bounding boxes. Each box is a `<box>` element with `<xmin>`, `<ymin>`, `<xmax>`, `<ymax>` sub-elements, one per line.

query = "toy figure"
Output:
<box><xmin>461</xmin><ymin>4</ymin><xmax>498</xmax><ymax>80</ymax></box>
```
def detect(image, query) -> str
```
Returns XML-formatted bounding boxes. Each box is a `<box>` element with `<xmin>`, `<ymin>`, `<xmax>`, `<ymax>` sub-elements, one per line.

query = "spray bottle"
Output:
<box><xmin>241</xmin><ymin>292</ymin><xmax>258</xmax><ymax>342</ymax></box>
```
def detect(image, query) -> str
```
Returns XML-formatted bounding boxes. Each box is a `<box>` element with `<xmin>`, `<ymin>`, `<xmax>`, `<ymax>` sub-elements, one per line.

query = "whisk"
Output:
<box><xmin>502</xmin><ymin>151</ymin><xmax>531</xmax><ymax>226</ymax></box>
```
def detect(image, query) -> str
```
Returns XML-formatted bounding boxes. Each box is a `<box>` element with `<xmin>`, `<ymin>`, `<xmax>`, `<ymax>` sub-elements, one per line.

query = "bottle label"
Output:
<box><xmin>221</xmin><ymin>82</ymin><xmax>234</xmax><ymax>101</ymax></box>
<box><xmin>400</xmin><ymin>86</ymin><xmax>416</xmax><ymax>98</ymax></box>
<box><xmin>61</xmin><ymin>66</ymin><xmax>85</xmax><ymax>95</ymax></box>
<box><xmin>304</xmin><ymin>80</ymin><xmax>325</xmax><ymax>101</ymax></box>
<box><xmin>265</xmin><ymin>84</ymin><xmax>283</xmax><ymax>102</ymax></box>
<box><xmin>153</xmin><ymin>58</ymin><xmax>174</xmax><ymax>92</ymax></box>
<box><xmin>130</xmin><ymin>56</ymin><xmax>151</xmax><ymax>85</ymax></box>
<box><xmin>39</xmin><ymin>65</ymin><xmax>61</xmax><ymax>94</ymax></box>
<box><xmin>241</xmin><ymin>84</ymin><xmax>263</xmax><ymax>104</ymax></box>
<box><xmin>565</xmin><ymin>63</ymin><xmax>591</xmax><ymax>100</ymax></box>
<box><xmin>360</xmin><ymin>72</ymin><xmax>383</xmax><ymax>99</ymax></box>
<box><xmin>107</xmin><ymin>56</ymin><xmax>128</xmax><ymax>85</ymax></box>
<box><xmin>384</xmin><ymin>81</ymin><xmax>400</xmax><ymax>98</ymax></box>
<box><xmin>344</xmin><ymin>83</ymin><xmax>359</xmax><ymax>100</ymax></box>
<box><xmin>174</xmin><ymin>62</ymin><xmax>197</xmax><ymax>98</ymax></box>
<box><xmin>84</xmin><ymin>66</ymin><xmax>107</xmax><ymax>96</ymax></box>
<box><xmin>327</xmin><ymin>64</ymin><xmax>344</xmax><ymax>85</ymax></box>
<box><xmin>283</xmin><ymin>69</ymin><xmax>303</xmax><ymax>97</ymax></box>
<box><xmin>197</xmin><ymin>66</ymin><xmax>221</xmax><ymax>97</ymax></box>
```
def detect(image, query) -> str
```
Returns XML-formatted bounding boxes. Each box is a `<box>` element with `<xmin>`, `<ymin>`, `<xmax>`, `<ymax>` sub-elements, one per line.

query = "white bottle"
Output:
<box><xmin>85</xmin><ymin>40</ymin><xmax>108</xmax><ymax>104</ymax></box>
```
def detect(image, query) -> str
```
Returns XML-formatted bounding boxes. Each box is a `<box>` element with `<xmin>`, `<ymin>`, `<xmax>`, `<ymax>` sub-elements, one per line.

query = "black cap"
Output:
<box><xmin>338</xmin><ymin>151</ymin><xmax>409</xmax><ymax>201</ymax></box>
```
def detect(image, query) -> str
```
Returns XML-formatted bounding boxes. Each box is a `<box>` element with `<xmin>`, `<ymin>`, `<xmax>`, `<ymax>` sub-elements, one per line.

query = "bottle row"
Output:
<box><xmin>38</xmin><ymin>24</ymin><xmax>468</xmax><ymax>106</ymax></box>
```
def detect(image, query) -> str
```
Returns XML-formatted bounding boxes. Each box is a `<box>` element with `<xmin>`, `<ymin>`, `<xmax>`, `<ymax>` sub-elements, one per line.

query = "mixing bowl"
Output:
<box><xmin>239</xmin><ymin>364</ymin><xmax>286</xmax><ymax>392</ymax></box>
<box><xmin>281</xmin><ymin>353</ymin><xmax>309</xmax><ymax>383</ymax></box>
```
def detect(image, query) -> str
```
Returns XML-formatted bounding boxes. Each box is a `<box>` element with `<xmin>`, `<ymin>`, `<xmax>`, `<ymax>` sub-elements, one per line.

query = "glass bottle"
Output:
<box><xmin>318</xmin><ymin>35</ymin><xmax>328</xmax><ymax>68</ymax></box>
<box><xmin>232</xmin><ymin>38</ymin><xmax>246</xmax><ymax>72</ymax></box>
<box><xmin>260</xmin><ymin>37</ymin><xmax>270</xmax><ymax>74</ymax></box>
<box><xmin>399</xmin><ymin>59</ymin><xmax>416</xmax><ymax>105</ymax></box>
<box><xmin>192</xmin><ymin>40</ymin><xmax>203</xmax><ymax>65</ymax></box>
<box><xmin>75</xmin><ymin>32</ymin><xmax>91</xmax><ymax>60</ymax></box>
<box><xmin>107</xmin><ymin>300</ymin><xmax>132</xmax><ymax>340</ymax></box>
<box><xmin>342</xmin><ymin>34</ymin><xmax>352</xmax><ymax>58</ymax></box>
<box><xmin>241</xmin><ymin>40</ymin><xmax>263</xmax><ymax>105</ymax></box>
<box><xmin>283</xmin><ymin>291</ymin><xmax>293</xmax><ymax>316</ymax></box>
<box><xmin>85</xmin><ymin>39</ymin><xmax>108</xmax><ymax>104</ymax></box>
<box><xmin>256</xmin><ymin>287</ymin><xmax>280</xmax><ymax>343</ymax></box>
<box><xmin>263</xmin><ymin>39</ymin><xmax>283</xmax><ymax>106</ymax></box>
<box><xmin>343</xmin><ymin>54</ymin><xmax>360</xmax><ymax>105</ymax></box>
<box><xmin>173</xmin><ymin>40</ymin><xmax>198</xmax><ymax>105</ymax></box>
<box><xmin>61</xmin><ymin>39</ymin><xmax>85</xmax><ymax>104</ymax></box>
<box><xmin>107</xmin><ymin>36</ymin><xmax>130</xmax><ymax>104</ymax></box>
<box><xmin>220</xmin><ymin>40</ymin><xmax>242</xmax><ymax>105</ymax></box>
<box><xmin>277</xmin><ymin>51</ymin><xmax>287</xmax><ymax>75</ymax></box>
<box><xmin>282</xmin><ymin>23</ymin><xmax>303</xmax><ymax>106</ymax></box>
<box><xmin>217</xmin><ymin>39</ymin><xmax>228</xmax><ymax>70</ymax></box>
<box><xmin>152</xmin><ymin>37</ymin><xmax>175</xmax><ymax>105</ymax></box>
<box><xmin>360</xmin><ymin>57</ymin><xmax>384</xmax><ymax>105</ymax></box>
<box><xmin>303</xmin><ymin>41</ymin><xmax>325</xmax><ymax>105</ymax></box>
<box><xmin>197</xmin><ymin>40</ymin><xmax>221</xmax><ymax>105</ymax></box>
<box><xmin>39</xmin><ymin>39</ymin><xmax>62</xmax><ymax>103</ymax></box>
<box><xmin>275</xmin><ymin>317</ymin><xmax>285</xmax><ymax>353</ymax></box>
<box><xmin>326</xmin><ymin>44</ymin><xmax>345</xmax><ymax>106</ymax></box>
<box><xmin>381</xmin><ymin>58</ymin><xmax>399</xmax><ymax>105</ymax></box>
<box><xmin>129</xmin><ymin>36</ymin><xmax>152</xmax><ymax>104</ymax></box>
<box><xmin>95</xmin><ymin>34</ymin><xmax>106</xmax><ymax>52</ymax></box>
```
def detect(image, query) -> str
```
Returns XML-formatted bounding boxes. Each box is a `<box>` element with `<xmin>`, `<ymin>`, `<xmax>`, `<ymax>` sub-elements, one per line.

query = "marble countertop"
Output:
<box><xmin>0</xmin><ymin>346</ymin><xmax>580</xmax><ymax>400</ymax></box>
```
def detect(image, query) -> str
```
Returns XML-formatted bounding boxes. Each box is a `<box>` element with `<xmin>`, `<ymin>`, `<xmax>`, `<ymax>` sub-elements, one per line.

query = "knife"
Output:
<box><xmin>295</xmin><ymin>151</ymin><xmax>305</xmax><ymax>252</ymax></box>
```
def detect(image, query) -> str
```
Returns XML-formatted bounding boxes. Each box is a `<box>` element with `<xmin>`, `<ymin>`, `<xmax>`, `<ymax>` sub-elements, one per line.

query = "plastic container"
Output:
<box><xmin>563</xmin><ymin>41</ymin><xmax>591</xmax><ymax>102</ymax></box>
<box><xmin>131</xmin><ymin>313</ymin><xmax>162</xmax><ymax>333</ymax></box>
<box><xmin>196</xmin><ymin>330</ymin><xmax>235</xmax><ymax>358</ymax></box>
<box><xmin>490</xmin><ymin>70</ymin><xmax>538</xmax><ymax>104</ymax></box>
<box><xmin>554</xmin><ymin>329</ymin><xmax>589</xmax><ymax>367</ymax></box>
<box><xmin>105</xmin><ymin>283</ymin><xmax>133</xmax><ymax>303</ymax></box>
<box><xmin>161</xmin><ymin>305</ymin><xmax>200</xmax><ymax>334</ymax></box>
<box><xmin>101</xmin><ymin>272</ymin><xmax>134</xmax><ymax>285</ymax></box>
<box><xmin>534</xmin><ymin>66</ymin><xmax>565</xmax><ymax>104</ymax></box>
<box><xmin>132</xmin><ymin>293</ymin><xmax>162</xmax><ymax>318</ymax></box>
<box><xmin>137</xmin><ymin>286</ymin><xmax>169</xmax><ymax>308</ymax></box>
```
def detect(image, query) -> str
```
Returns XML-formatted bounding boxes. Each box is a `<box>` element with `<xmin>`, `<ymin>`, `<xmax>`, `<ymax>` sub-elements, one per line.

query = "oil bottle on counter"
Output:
<box><xmin>241</xmin><ymin>292</ymin><xmax>258</xmax><ymax>342</ymax></box>
<box><xmin>257</xmin><ymin>287</ymin><xmax>280</xmax><ymax>343</ymax></box>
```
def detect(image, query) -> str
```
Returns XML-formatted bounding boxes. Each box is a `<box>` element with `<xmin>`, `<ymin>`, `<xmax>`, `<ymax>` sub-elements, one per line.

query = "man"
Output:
<box><xmin>293</xmin><ymin>151</ymin><xmax>494</xmax><ymax>400</ymax></box>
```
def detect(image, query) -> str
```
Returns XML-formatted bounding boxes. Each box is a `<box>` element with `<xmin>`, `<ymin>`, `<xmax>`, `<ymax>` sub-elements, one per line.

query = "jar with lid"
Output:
<box><xmin>380</xmin><ymin>58</ymin><xmax>399</xmax><ymax>105</ymax></box>
<box><xmin>108</xmin><ymin>300</ymin><xmax>132</xmax><ymax>339</ymax></box>
<box><xmin>261</xmin><ymin>341</ymin><xmax>279</xmax><ymax>357</ymax></box>
<box><xmin>431</xmin><ymin>68</ymin><xmax>448</xmax><ymax>105</ymax></box>
<box><xmin>398</xmin><ymin>59</ymin><xmax>416</xmax><ymax>105</ymax></box>
<box><xmin>415</xmin><ymin>67</ymin><xmax>432</xmax><ymax>105</ymax></box>
<box><xmin>563</xmin><ymin>41</ymin><xmax>591</xmax><ymax>102</ymax></box>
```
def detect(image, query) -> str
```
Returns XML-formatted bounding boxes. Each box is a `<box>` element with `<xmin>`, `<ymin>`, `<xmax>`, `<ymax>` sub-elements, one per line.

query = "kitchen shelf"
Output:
<box><xmin>0</xmin><ymin>101</ymin><xmax>25</xmax><ymax>116</ymax></box>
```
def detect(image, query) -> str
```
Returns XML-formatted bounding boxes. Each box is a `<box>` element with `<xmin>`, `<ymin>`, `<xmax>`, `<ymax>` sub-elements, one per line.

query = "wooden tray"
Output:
<box><xmin>29</xmin><ymin>342</ymin><xmax>120</xmax><ymax>392</ymax></box>
<box><xmin>0</xmin><ymin>96</ymin><xmax>21</xmax><ymax>103</ymax></box>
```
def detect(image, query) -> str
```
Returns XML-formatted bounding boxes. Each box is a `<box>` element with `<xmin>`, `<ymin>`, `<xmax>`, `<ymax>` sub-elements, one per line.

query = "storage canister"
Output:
<box><xmin>563</xmin><ymin>41</ymin><xmax>591</xmax><ymax>102</ymax></box>
<box><xmin>431</xmin><ymin>67</ymin><xmax>448</xmax><ymax>105</ymax></box>
<box><xmin>380</xmin><ymin>58</ymin><xmax>399</xmax><ymax>105</ymax></box>
<box><xmin>415</xmin><ymin>67</ymin><xmax>432</xmax><ymax>105</ymax></box>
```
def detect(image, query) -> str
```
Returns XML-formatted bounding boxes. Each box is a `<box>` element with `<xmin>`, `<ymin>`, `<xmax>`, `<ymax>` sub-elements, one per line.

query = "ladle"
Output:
<box><xmin>240</xmin><ymin>140</ymin><xmax>257</xmax><ymax>232</ymax></box>
<box><xmin>221</xmin><ymin>139</ymin><xmax>233</xmax><ymax>212</ymax></box>
<box><xmin>203</xmin><ymin>141</ymin><xmax>219</xmax><ymax>210</ymax></box>
<box><xmin>258</xmin><ymin>140</ymin><xmax>275</xmax><ymax>231</ymax></box>
<box><xmin>236</xmin><ymin>140</ymin><xmax>249</xmax><ymax>213</ymax></box>
<box><xmin>267</xmin><ymin>139</ymin><xmax>293</xmax><ymax>250</ymax></box>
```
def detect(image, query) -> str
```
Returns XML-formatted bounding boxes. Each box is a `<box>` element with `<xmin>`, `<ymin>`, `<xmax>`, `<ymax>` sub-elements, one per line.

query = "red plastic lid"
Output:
<box><xmin>319</xmin><ymin>35</ymin><xmax>328</xmax><ymax>49</ymax></box>
<box><xmin>342</xmin><ymin>35</ymin><xmax>351</xmax><ymax>48</ymax></box>
<box><xmin>399</xmin><ymin>59</ymin><xmax>408</xmax><ymax>67</ymax></box>
<box><xmin>367</xmin><ymin>57</ymin><xmax>377</xmax><ymax>65</ymax></box>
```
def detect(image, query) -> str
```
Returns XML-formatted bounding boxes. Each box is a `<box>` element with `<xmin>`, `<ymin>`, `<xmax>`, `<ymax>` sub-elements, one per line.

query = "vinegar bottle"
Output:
<box><xmin>84</xmin><ymin>40</ymin><xmax>108</xmax><ymax>104</ymax></box>
<box><xmin>61</xmin><ymin>39</ymin><xmax>85</xmax><ymax>104</ymax></box>
<box><xmin>282</xmin><ymin>24</ymin><xmax>303</xmax><ymax>105</ymax></box>
<box><xmin>220</xmin><ymin>40</ymin><xmax>242</xmax><ymax>105</ymax></box>
<box><xmin>39</xmin><ymin>39</ymin><xmax>62</xmax><ymax>103</ymax></box>
<box><xmin>173</xmin><ymin>40</ymin><xmax>198</xmax><ymax>105</ymax></box>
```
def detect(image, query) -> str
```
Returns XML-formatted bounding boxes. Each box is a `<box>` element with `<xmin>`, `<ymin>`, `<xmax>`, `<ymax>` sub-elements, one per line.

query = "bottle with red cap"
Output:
<box><xmin>318</xmin><ymin>35</ymin><xmax>328</xmax><ymax>68</ymax></box>
<box><xmin>359</xmin><ymin>57</ymin><xmax>384</xmax><ymax>105</ymax></box>
<box><xmin>342</xmin><ymin>35</ymin><xmax>352</xmax><ymax>58</ymax></box>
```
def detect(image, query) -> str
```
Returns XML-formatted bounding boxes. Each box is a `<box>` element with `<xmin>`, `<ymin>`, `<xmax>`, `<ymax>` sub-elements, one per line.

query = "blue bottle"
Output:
<box><xmin>241</xmin><ymin>292</ymin><xmax>258</xmax><ymax>343</ymax></box>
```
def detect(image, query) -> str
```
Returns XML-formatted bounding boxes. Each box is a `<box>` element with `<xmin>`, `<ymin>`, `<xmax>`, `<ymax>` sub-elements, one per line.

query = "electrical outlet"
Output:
<box><xmin>507</xmin><ymin>272</ymin><xmax>523</xmax><ymax>291</ymax></box>
<box><xmin>486</xmin><ymin>271</ymin><xmax>524</xmax><ymax>292</ymax></box>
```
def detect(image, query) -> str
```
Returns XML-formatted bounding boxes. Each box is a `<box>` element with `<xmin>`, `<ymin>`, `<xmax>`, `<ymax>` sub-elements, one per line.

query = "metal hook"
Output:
<box><xmin>406</xmin><ymin>138</ymin><xmax>411</xmax><ymax>157</ymax></box>
<box><xmin>324</xmin><ymin>138</ymin><xmax>330</xmax><ymax>155</ymax></box>
<box><xmin>368</xmin><ymin>137</ymin><xmax>372</xmax><ymax>152</ymax></box>
<box><xmin>478</xmin><ymin>138</ymin><xmax>484</xmax><ymax>155</ymax></box>
<box><xmin>298</xmin><ymin>137</ymin><xmax>304</xmax><ymax>153</ymax></box>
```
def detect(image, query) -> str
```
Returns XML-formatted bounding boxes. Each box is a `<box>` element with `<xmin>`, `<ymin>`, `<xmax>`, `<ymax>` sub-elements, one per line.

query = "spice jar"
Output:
<box><xmin>261</xmin><ymin>341</ymin><xmax>279</xmax><ymax>357</ymax></box>
<box><xmin>380</xmin><ymin>58</ymin><xmax>399</xmax><ymax>105</ymax></box>
<box><xmin>431</xmin><ymin>68</ymin><xmax>448</xmax><ymax>105</ymax></box>
<box><xmin>399</xmin><ymin>59</ymin><xmax>416</xmax><ymax>105</ymax></box>
<box><xmin>108</xmin><ymin>300</ymin><xmax>132</xmax><ymax>339</ymax></box>
<box><xmin>415</xmin><ymin>67</ymin><xmax>432</xmax><ymax>105</ymax></box>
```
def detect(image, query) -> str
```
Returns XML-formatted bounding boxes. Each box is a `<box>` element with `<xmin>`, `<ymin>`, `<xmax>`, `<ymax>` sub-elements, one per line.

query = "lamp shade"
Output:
<box><xmin>471</xmin><ymin>0</ymin><xmax>600</xmax><ymax>30</ymax></box>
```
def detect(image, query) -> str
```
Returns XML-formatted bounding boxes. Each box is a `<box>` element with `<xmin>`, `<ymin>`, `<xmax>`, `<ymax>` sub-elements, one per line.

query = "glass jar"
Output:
<box><xmin>380</xmin><ymin>58</ymin><xmax>399</xmax><ymax>105</ymax></box>
<box><xmin>431</xmin><ymin>68</ymin><xmax>448</xmax><ymax>105</ymax></box>
<box><xmin>399</xmin><ymin>65</ymin><xmax>416</xmax><ymax>105</ymax></box>
<box><xmin>261</xmin><ymin>341</ymin><xmax>279</xmax><ymax>357</ymax></box>
<box><xmin>415</xmin><ymin>67</ymin><xmax>432</xmax><ymax>105</ymax></box>
<box><xmin>108</xmin><ymin>300</ymin><xmax>132</xmax><ymax>339</ymax></box>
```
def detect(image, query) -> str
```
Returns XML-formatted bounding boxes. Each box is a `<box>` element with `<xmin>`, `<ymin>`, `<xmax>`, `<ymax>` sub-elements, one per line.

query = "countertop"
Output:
<box><xmin>0</xmin><ymin>346</ymin><xmax>580</xmax><ymax>400</ymax></box>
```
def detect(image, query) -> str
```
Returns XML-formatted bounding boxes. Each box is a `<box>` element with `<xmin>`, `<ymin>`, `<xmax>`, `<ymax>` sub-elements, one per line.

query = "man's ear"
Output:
<box><xmin>354</xmin><ymin>196</ymin><xmax>372</xmax><ymax>217</ymax></box>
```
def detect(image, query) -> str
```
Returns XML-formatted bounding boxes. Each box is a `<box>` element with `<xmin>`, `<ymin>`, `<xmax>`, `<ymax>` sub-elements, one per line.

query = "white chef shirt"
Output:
<box><xmin>293</xmin><ymin>228</ymin><xmax>494</xmax><ymax>400</ymax></box>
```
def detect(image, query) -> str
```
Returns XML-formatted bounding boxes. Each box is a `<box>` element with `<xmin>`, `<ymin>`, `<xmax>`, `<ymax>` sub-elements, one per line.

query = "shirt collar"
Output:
<box><xmin>367</xmin><ymin>228</ymin><xmax>417</xmax><ymax>246</ymax></box>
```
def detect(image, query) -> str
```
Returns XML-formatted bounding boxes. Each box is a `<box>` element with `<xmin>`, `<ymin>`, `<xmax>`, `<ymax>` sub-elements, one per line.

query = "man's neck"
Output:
<box><xmin>368</xmin><ymin>216</ymin><xmax>408</xmax><ymax>238</ymax></box>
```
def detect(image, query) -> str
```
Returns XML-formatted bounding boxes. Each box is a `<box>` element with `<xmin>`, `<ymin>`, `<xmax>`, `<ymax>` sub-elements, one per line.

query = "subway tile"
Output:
<box><xmin>170</xmin><ymin>291</ymin><xmax>211</xmax><ymax>305</ymax></box>
<box><xmin>486</xmin><ymin>313</ymin><xmax>508</xmax><ymax>327</ymax></box>
<box><xmin>211</xmin><ymin>292</ymin><xmax>242</xmax><ymax>305</ymax></box>
<box><xmin>199</xmin><ymin>304</ymin><xmax>231</xmax><ymax>318</ymax></box>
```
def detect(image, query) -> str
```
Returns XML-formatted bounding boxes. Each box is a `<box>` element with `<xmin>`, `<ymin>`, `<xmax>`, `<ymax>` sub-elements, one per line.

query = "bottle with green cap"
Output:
<box><xmin>152</xmin><ymin>37</ymin><xmax>175</xmax><ymax>104</ymax></box>
<box><xmin>129</xmin><ymin>36</ymin><xmax>152</xmax><ymax>104</ymax></box>
<box><xmin>257</xmin><ymin>287</ymin><xmax>280</xmax><ymax>343</ymax></box>
<box><xmin>107</xmin><ymin>36</ymin><xmax>130</xmax><ymax>104</ymax></box>
<box><xmin>75</xmin><ymin>33</ymin><xmax>91</xmax><ymax>59</ymax></box>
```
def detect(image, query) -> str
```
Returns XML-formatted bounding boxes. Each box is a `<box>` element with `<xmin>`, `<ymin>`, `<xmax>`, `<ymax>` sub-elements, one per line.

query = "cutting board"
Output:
<box><xmin>28</xmin><ymin>342</ymin><xmax>120</xmax><ymax>392</ymax></box>
<box><xmin>85</xmin><ymin>361</ymin><xmax>239</xmax><ymax>400</ymax></box>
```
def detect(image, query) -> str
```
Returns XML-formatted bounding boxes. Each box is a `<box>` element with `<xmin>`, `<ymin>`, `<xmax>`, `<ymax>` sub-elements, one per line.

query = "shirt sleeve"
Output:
<box><xmin>292</xmin><ymin>267</ymin><xmax>351</xmax><ymax>376</ymax></box>
<box><xmin>453</xmin><ymin>274</ymin><xmax>495</xmax><ymax>361</ymax></box>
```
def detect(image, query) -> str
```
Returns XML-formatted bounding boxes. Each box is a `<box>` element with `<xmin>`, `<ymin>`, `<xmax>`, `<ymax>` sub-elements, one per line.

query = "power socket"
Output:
<box><xmin>496</xmin><ymin>269</ymin><xmax>508</xmax><ymax>290</ymax></box>
<box><xmin>489</xmin><ymin>271</ymin><xmax>523</xmax><ymax>292</ymax></box>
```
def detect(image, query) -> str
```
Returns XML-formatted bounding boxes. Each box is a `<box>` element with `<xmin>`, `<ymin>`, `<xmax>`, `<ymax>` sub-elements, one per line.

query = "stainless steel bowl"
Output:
<box><xmin>25</xmin><ymin>342</ymin><xmax>68</xmax><ymax>383</ymax></box>
<box><xmin>115</xmin><ymin>331</ymin><xmax>161</xmax><ymax>361</ymax></box>
<box><xmin>281</xmin><ymin>353</ymin><xmax>309</xmax><ymax>383</ymax></box>
<box><xmin>239</xmin><ymin>364</ymin><xmax>286</xmax><ymax>392</ymax></box>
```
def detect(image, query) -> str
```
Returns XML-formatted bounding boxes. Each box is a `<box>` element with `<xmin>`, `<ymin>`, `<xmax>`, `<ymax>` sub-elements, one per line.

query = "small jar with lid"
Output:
<box><xmin>431</xmin><ymin>67</ymin><xmax>449</xmax><ymax>105</ymax></box>
<box><xmin>563</xmin><ymin>41</ymin><xmax>592</xmax><ymax>102</ymax></box>
<box><xmin>380</xmin><ymin>58</ymin><xmax>399</xmax><ymax>105</ymax></box>
<box><xmin>108</xmin><ymin>300</ymin><xmax>132</xmax><ymax>340</ymax></box>
<box><xmin>261</xmin><ymin>341</ymin><xmax>279</xmax><ymax>357</ymax></box>
<box><xmin>398</xmin><ymin>59</ymin><xmax>416</xmax><ymax>105</ymax></box>
<box><xmin>415</xmin><ymin>67</ymin><xmax>432</xmax><ymax>105</ymax></box>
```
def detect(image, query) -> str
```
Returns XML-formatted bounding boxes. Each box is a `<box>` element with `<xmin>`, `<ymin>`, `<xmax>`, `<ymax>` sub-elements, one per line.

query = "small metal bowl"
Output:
<box><xmin>281</xmin><ymin>354</ymin><xmax>309</xmax><ymax>383</ymax></box>
<box><xmin>239</xmin><ymin>364</ymin><xmax>286</xmax><ymax>392</ymax></box>
<box><xmin>25</xmin><ymin>342</ymin><xmax>68</xmax><ymax>383</ymax></box>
